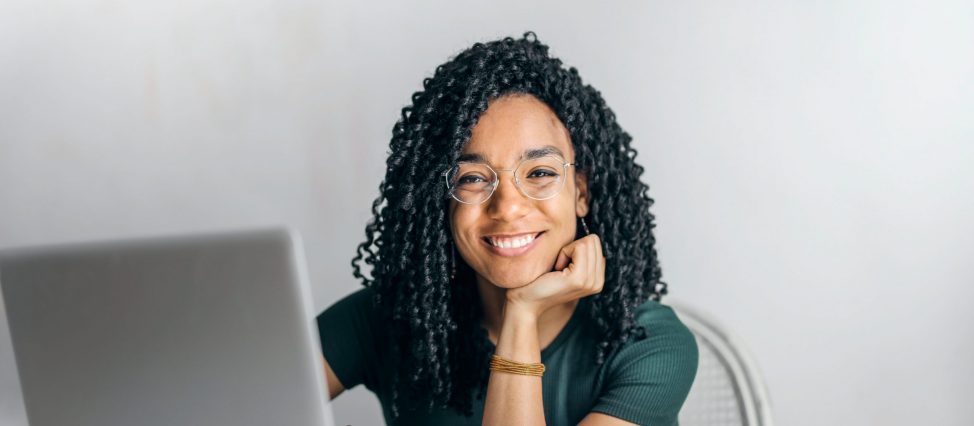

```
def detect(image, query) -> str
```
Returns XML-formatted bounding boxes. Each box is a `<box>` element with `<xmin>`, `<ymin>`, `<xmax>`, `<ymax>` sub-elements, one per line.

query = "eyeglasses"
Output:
<box><xmin>443</xmin><ymin>154</ymin><xmax>576</xmax><ymax>204</ymax></box>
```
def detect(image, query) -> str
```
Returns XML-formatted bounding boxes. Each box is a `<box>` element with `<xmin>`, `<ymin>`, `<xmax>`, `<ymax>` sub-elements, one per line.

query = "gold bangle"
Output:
<box><xmin>489</xmin><ymin>354</ymin><xmax>545</xmax><ymax>377</ymax></box>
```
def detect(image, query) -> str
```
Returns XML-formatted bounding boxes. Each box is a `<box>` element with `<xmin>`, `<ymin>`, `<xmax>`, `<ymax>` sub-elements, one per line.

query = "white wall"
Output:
<box><xmin>2</xmin><ymin>1</ymin><xmax>972</xmax><ymax>425</ymax></box>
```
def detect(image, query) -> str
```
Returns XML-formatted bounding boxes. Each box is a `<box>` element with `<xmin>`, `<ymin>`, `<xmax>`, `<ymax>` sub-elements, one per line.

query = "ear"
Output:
<box><xmin>574</xmin><ymin>171</ymin><xmax>589</xmax><ymax>217</ymax></box>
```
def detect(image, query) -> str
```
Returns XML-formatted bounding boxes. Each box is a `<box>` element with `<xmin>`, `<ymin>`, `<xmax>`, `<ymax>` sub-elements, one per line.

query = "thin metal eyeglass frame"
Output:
<box><xmin>442</xmin><ymin>155</ymin><xmax>577</xmax><ymax>205</ymax></box>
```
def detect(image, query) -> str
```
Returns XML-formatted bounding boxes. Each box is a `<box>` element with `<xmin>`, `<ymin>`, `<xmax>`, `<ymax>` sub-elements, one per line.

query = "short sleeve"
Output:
<box><xmin>590</xmin><ymin>302</ymin><xmax>699</xmax><ymax>426</ymax></box>
<box><xmin>315</xmin><ymin>287</ymin><xmax>383</xmax><ymax>391</ymax></box>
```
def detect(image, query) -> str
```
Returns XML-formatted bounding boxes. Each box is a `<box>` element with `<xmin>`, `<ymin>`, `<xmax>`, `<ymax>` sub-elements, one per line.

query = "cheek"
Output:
<box><xmin>544</xmin><ymin>203</ymin><xmax>579</xmax><ymax>240</ymax></box>
<box><xmin>449</xmin><ymin>208</ymin><xmax>479</xmax><ymax>256</ymax></box>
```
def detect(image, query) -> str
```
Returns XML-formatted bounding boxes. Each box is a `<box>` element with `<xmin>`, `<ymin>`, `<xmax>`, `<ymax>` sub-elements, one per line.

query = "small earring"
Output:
<box><xmin>580</xmin><ymin>216</ymin><xmax>591</xmax><ymax>236</ymax></box>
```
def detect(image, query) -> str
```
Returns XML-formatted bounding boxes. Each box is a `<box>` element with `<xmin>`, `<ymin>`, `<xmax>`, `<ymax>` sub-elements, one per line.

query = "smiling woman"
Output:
<box><xmin>449</xmin><ymin>95</ymin><xmax>587</xmax><ymax>291</ymax></box>
<box><xmin>315</xmin><ymin>32</ymin><xmax>698</xmax><ymax>425</ymax></box>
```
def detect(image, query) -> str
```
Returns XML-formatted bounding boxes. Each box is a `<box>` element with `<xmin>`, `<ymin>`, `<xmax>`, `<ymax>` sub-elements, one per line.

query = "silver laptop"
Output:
<box><xmin>0</xmin><ymin>228</ymin><xmax>334</xmax><ymax>426</ymax></box>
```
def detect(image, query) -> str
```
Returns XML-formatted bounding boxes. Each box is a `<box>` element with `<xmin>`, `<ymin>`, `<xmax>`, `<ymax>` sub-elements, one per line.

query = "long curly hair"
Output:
<box><xmin>350</xmin><ymin>31</ymin><xmax>667</xmax><ymax>418</ymax></box>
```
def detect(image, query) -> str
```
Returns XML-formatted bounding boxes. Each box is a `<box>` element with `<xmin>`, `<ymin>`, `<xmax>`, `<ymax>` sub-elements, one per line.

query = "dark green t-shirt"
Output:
<box><xmin>316</xmin><ymin>287</ymin><xmax>698</xmax><ymax>425</ymax></box>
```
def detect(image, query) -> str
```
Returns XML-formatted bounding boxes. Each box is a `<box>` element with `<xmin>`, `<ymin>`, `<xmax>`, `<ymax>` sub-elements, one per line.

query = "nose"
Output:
<box><xmin>486</xmin><ymin>171</ymin><xmax>531</xmax><ymax>221</ymax></box>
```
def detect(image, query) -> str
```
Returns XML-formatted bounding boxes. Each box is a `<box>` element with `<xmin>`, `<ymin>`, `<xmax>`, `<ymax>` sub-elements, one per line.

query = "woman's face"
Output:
<box><xmin>449</xmin><ymin>94</ymin><xmax>589</xmax><ymax>288</ymax></box>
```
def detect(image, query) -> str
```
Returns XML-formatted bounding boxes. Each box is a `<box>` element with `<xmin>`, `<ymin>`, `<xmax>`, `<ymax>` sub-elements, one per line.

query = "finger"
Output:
<box><xmin>576</xmin><ymin>235</ymin><xmax>590</xmax><ymax>288</ymax></box>
<box><xmin>565</xmin><ymin>238</ymin><xmax>587</xmax><ymax>287</ymax></box>
<box><xmin>595</xmin><ymin>237</ymin><xmax>605</xmax><ymax>294</ymax></box>
<box><xmin>584</xmin><ymin>234</ymin><xmax>602</xmax><ymax>294</ymax></box>
<box><xmin>593</xmin><ymin>233</ymin><xmax>604</xmax><ymax>261</ymax></box>
<box><xmin>553</xmin><ymin>240</ymin><xmax>576</xmax><ymax>271</ymax></box>
<box><xmin>587</xmin><ymin>235</ymin><xmax>597</xmax><ymax>291</ymax></box>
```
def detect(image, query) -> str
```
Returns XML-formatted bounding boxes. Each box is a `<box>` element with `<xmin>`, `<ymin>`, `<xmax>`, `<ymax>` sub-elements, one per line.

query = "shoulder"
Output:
<box><xmin>315</xmin><ymin>286</ymin><xmax>386</xmax><ymax>391</ymax></box>
<box><xmin>333</xmin><ymin>285</ymin><xmax>377</xmax><ymax>306</ymax></box>
<box><xmin>317</xmin><ymin>286</ymin><xmax>378</xmax><ymax>320</ymax></box>
<box><xmin>591</xmin><ymin>298</ymin><xmax>699</xmax><ymax>425</ymax></box>
<box><xmin>614</xmin><ymin>298</ymin><xmax>699</xmax><ymax>379</ymax></box>
<box><xmin>634</xmin><ymin>298</ymin><xmax>696</xmax><ymax>349</ymax></box>
<box><xmin>316</xmin><ymin>286</ymin><xmax>384</xmax><ymax>341</ymax></box>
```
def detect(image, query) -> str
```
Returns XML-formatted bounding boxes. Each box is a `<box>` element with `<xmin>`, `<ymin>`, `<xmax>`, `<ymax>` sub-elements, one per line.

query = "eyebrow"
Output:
<box><xmin>457</xmin><ymin>145</ymin><xmax>565</xmax><ymax>164</ymax></box>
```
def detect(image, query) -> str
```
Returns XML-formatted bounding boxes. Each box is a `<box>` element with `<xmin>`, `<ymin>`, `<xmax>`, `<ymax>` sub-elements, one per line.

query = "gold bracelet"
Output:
<box><xmin>489</xmin><ymin>354</ymin><xmax>545</xmax><ymax>377</ymax></box>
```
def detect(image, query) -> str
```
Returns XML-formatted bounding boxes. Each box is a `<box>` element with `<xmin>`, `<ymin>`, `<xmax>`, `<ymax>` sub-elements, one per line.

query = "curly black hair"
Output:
<box><xmin>350</xmin><ymin>31</ymin><xmax>667</xmax><ymax>418</ymax></box>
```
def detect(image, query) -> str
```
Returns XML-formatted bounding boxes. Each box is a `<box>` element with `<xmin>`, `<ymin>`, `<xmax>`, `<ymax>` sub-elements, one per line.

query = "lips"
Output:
<box><xmin>480</xmin><ymin>231</ymin><xmax>545</xmax><ymax>257</ymax></box>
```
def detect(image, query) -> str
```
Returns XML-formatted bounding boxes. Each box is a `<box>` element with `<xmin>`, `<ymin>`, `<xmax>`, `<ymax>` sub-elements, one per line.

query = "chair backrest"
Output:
<box><xmin>666</xmin><ymin>300</ymin><xmax>774</xmax><ymax>426</ymax></box>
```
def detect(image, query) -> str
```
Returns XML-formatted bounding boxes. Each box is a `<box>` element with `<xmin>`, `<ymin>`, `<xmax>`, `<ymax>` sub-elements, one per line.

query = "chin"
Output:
<box><xmin>490</xmin><ymin>278</ymin><xmax>531</xmax><ymax>289</ymax></box>
<box><xmin>486</xmin><ymin>268</ymin><xmax>546</xmax><ymax>288</ymax></box>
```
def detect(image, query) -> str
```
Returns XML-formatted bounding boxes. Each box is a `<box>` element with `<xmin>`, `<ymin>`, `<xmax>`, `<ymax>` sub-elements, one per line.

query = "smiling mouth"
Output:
<box><xmin>480</xmin><ymin>231</ymin><xmax>545</xmax><ymax>256</ymax></box>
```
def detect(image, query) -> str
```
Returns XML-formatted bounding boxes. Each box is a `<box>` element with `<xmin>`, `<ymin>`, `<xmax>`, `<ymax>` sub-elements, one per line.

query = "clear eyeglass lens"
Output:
<box><xmin>447</xmin><ymin>155</ymin><xmax>565</xmax><ymax>203</ymax></box>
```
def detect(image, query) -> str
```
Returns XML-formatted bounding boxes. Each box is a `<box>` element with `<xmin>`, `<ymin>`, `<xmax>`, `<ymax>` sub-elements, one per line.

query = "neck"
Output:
<box><xmin>476</xmin><ymin>275</ymin><xmax>579</xmax><ymax>350</ymax></box>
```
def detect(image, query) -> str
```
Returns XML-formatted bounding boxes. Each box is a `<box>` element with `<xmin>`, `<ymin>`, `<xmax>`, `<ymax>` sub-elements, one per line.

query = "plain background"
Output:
<box><xmin>2</xmin><ymin>1</ymin><xmax>972</xmax><ymax>425</ymax></box>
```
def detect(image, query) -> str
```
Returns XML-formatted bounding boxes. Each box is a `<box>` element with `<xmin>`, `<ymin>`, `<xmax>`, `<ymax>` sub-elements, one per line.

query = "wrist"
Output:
<box><xmin>495</xmin><ymin>302</ymin><xmax>541</xmax><ymax>362</ymax></box>
<box><xmin>502</xmin><ymin>299</ymin><xmax>540</xmax><ymax>324</ymax></box>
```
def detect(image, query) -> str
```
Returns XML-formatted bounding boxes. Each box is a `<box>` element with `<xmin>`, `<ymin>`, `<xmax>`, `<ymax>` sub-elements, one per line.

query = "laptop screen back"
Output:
<box><xmin>0</xmin><ymin>228</ymin><xmax>333</xmax><ymax>426</ymax></box>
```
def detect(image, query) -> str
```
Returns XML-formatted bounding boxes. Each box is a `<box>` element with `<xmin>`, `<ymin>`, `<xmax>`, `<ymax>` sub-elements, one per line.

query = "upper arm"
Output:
<box><xmin>588</xmin><ymin>308</ymin><xmax>699</xmax><ymax>426</ymax></box>
<box><xmin>322</xmin><ymin>354</ymin><xmax>345</xmax><ymax>400</ymax></box>
<box><xmin>315</xmin><ymin>288</ymin><xmax>383</xmax><ymax>394</ymax></box>
<box><xmin>577</xmin><ymin>412</ymin><xmax>639</xmax><ymax>426</ymax></box>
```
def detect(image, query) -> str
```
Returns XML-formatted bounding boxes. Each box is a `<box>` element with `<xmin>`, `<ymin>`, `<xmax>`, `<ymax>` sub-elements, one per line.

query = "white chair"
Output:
<box><xmin>667</xmin><ymin>300</ymin><xmax>774</xmax><ymax>426</ymax></box>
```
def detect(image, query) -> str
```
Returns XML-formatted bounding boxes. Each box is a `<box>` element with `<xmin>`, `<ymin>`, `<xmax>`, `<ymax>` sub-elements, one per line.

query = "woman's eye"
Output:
<box><xmin>528</xmin><ymin>169</ymin><xmax>559</xmax><ymax>178</ymax></box>
<box><xmin>458</xmin><ymin>175</ymin><xmax>486</xmax><ymax>185</ymax></box>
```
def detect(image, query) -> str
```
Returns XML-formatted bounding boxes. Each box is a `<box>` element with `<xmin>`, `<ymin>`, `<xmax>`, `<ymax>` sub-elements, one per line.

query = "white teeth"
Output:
<box><xmin>488</xmin><ymin>233</ymin><xmax>536</xmax><ymax>249</ymax></box>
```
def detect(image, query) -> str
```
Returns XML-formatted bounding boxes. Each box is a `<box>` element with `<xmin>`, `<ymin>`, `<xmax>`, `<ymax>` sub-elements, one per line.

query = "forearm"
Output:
<box><xmin>482</xmin><ymin>307</ymin><xmax>545</xmax><ymax>426</ymax></box>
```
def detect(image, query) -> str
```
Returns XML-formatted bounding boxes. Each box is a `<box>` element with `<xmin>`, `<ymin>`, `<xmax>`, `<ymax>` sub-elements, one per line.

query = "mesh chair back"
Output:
<box><xmin>667</xmin><ymin>301</ymin><xmax>774</xmax><ymax>426</ymax></box>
